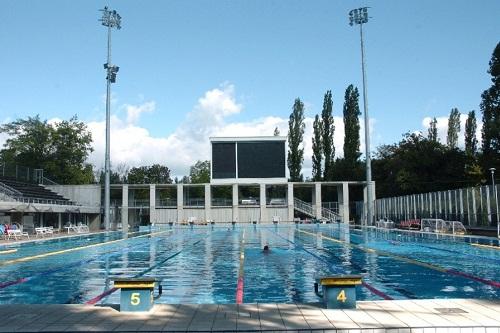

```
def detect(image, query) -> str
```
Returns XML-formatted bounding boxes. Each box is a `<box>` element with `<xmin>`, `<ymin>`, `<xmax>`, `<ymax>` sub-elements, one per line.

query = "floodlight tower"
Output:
<box><xmin>100</xmin><ymin>7</ymin><xmax>121</xmax><ymax>230</ymax></box>
<box><xmin>490</xmin><ymin>168</ymin><xmax>499</xmax><ymax>238</ymax></box>
<box><xmin>349</xmin><ymin>7</ymin><xmax>373</xmax><ymax>226</ymax></box>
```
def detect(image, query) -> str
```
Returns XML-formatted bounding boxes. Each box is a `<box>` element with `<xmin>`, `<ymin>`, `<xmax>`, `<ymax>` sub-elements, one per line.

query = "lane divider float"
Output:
<box><xmin>236</xmin><ymin>230</ymin><xmax>245</xmax><ymax>304</ymax></box>
<box><xmin>0</xmin><ymin>230</ymin><xmax>172</xmax><ymax>267</ymax></box>
<box><xmin>85</xmin><ymin>237</ymin><xmax>203</xmax><ymax>305</ymax></box>
<box><xmin>299</xmin><ymin>228</ymin><xmax>500</xmax><ymax>289</ymax></box>
<box><xmin>268</xmin><ymin>229</ymin><xmax>393</xmax><ymax>300</ymax></box>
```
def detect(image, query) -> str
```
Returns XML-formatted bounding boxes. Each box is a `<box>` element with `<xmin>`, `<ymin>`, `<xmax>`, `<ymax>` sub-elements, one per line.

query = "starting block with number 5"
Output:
<box><xmin>113</xmin><ymin>278</ymin><xmax>162</xmax><ymax>312</ymax></box>
<box><xmin>314</xmin><ymin>275</ymin><xmax>362</xmax><ymax>309</ymax></box>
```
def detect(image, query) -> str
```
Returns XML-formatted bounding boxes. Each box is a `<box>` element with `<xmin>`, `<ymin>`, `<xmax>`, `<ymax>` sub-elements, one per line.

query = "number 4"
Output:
<box><xmin>336</xmin><ymin>289</ymin><xmax>347</xmax><ymax>302</ymax></box>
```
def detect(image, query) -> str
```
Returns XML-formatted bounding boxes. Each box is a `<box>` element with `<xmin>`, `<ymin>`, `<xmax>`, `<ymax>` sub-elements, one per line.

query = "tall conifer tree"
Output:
<box><xmin>465</xmin><ymin>111</ymin><xmax>478</xmax><ymax>157</ymax></box>
<box><xmin>446</xmin><ymin>108</ymin><xmax>461</xmax><ymax>149</ymax></box>
<box><xmin>343</xmin><ymin>85</ymin><xmax>361</xmax><ymax>163</ymax></box>
<box><xmin>321</xmin><ymin>91</ymin><xmax>335</xmax><ymax>180</ymax></box>
<box><xmin>481</xmin><ymin>42</ymin><xmax>500</xmax><ymax>168</ymax></box>
<box><xmin>287</xmin><ymin>98</ymin><xmax>305</xmax><ymax>181</ymax></box>
<box><xmin>428</xmin><ymin>117</ymin><xmax>438</xmax><ymax>142</ymax></box>
<box><xmin>312</xmin><ymin>114</ymin><xmax>323</xmax><ymax>181</ymax></box>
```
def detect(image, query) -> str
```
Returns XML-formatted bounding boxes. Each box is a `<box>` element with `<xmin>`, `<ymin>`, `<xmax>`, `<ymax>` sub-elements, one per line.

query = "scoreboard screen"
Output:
<box><xmin>211</xmin><ymin>139</ymin><xmax>286</xmax><ymax>180</ymax></box>
<box><xmin>237</xmin><ymin>141</ymin><xmax>285</xmax><ymax>178</ymax></box>
<box><xmin>212</xmin><ymin>142</ymin><xmax>236</xmax><ymax>179</ymax></box>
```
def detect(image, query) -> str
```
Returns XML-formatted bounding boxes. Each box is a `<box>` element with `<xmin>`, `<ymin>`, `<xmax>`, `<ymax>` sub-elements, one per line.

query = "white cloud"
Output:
<box><xmin>85</xmin><ymin>84</ymin><xmax>378</xmax><ymax>179</ymax></box>
<box><xmin>421</xmin><ymin>113</ymin><xmax>481</xmax><ymax>147</ymax></box>
<box><xmin>125</xmin><ymin>101</ymin><xmax>155</xmax><ymax>124</ymax></box>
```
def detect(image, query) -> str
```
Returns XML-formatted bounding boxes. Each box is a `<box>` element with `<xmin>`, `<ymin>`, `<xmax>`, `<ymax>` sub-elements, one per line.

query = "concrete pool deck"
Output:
<box><xmin>0</xmin><ymin>299</ymin><xmax>498</xmax><ymax>332</ymax></box>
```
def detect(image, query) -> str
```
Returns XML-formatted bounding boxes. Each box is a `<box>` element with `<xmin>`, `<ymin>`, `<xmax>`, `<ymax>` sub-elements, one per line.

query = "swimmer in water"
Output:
<box><xmin>263</xmin><ymin>245</ymin><xmax>270</xmax><ymax>252</ymax></box>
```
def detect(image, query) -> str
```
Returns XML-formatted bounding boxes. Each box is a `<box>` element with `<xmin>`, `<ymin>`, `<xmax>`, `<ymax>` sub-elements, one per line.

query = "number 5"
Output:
<box><xmin>131</xmin><ymin>292</ymin><xmax>141</xmax><ymax>306</ymax></box>
<box><xmin>336</xmin><ymin>290</ymin><xmax>347</xmax><ymax>302</ymax></box>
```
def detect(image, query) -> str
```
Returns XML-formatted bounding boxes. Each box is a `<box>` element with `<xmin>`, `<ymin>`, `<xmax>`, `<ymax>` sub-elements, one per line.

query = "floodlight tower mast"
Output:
<box><xmin>349</xmin><ymin>7</ymin><xmax>373</xmax><ymax>226</ymax></box>
<box><xmin>490</xmin><ymin>168</ymin><xmax>499</xmax><ymax>238</ymax></box>
<box><xmin>100</xmin><ymin>7</ymin><xmax>121</xmax><ymax>230</ymax></box>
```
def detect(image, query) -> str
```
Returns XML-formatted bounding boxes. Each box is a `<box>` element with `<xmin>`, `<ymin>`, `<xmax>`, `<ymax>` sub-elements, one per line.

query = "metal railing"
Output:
<box><xmin>0</xmin><ymin>182</ymin><xmax>23</xmax><ymax>197</ymax></box>
<box><xmin>294</xmin><ymin>198</ymin><xmax>315</xmax><ymax>217</ymax></box>
<box><xmin>157</xmin><ymin>198</ymin><xmax>177</xmax><ymax>207</ymax></box>
<box><xmin>0</xmin><ymin>162</ymin><xmax>59</xmax><ymax>185</ymax></box>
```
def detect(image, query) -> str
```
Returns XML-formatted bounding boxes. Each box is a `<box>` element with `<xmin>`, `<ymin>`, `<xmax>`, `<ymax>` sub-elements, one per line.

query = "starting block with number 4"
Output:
<box><xmin>113</xmin><ymin>278</ymin><xmax>162</xmax><ymax>312</ymax></box>
<box><xmin>314</xmin><ymin>275</ymin><xmax>362</xmax><ymax>309</ymax></box>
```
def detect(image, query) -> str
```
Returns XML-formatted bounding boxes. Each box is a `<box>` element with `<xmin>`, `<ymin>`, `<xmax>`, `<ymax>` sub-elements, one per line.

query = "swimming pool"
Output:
<box><xmin>0</xmin><ymin>224</ymin><xmax>498</xmax><ymax>304</ymax></box>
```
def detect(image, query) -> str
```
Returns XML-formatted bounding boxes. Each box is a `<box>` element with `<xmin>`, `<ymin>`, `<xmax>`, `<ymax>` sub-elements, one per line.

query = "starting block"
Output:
<box><xmin>113</xmin><ymin>278</ymin><xmax>162</xmax><ymax>312</ymax></box>
<box><xmin>314</xmin><ymin>275</ymin><xmax>362</xmax><ymax>309</ymax></box>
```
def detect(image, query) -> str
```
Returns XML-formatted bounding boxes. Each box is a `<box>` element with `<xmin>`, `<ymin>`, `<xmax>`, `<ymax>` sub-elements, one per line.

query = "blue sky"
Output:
<box><xmin>0</xmin><ymin>1</ymin><xmax>499</xmax><ymax>177</ymax></box>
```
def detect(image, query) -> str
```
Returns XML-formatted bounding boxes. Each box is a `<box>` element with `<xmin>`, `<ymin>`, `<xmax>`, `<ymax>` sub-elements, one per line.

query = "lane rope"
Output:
<box><xmin>299</xmin><ymin>228</ymin><xmax>500</xmax><ymax>289</ymax></box>
<box><xmin>0</xmin><ymin>230</ymin><xmax>171</xmax><ymax>267</ymax></box>
<box><xmin>267</xmin><ymin>228</ymin><xmax>393</xmax><ymax>300</ymax></box>
<box><xmin>236</xmin><ymin>229</ymin><xmax>245</xmax><ymax>304</ymax></box>
<box><xmin>85</xmin><ymin>236</ymin><xmax>204</xmax><ymax>305</ymax></box>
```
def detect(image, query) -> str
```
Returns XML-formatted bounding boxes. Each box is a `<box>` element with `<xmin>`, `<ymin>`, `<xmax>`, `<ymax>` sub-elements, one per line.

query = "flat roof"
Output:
<box><xmin>209</xmin><ymin>136</ymin><xmax>286</xmax><ymax>142</ymax></box>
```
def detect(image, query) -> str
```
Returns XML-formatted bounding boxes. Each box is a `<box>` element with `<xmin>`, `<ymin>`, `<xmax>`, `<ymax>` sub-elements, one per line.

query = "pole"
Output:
<box><xmin>360</xmin><ymin>22</ymin><xmax>372</xmax><ymax>226</ymax></box>
<box><xmin>104</xmin><ymin>24</ymin><xmax>112</xmax><ymax>230</ymax></box>
<box><xmin>492</xmin><ymin>170</ymin><xmax>499</xmax><ymax>238</ymax></box>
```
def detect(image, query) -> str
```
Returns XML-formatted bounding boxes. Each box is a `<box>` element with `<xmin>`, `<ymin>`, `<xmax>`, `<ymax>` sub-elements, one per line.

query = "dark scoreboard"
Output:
<box><xmin>211</xmin><ymin>139</ymin><xmax>286</xmax><ymax>179</ymax></box>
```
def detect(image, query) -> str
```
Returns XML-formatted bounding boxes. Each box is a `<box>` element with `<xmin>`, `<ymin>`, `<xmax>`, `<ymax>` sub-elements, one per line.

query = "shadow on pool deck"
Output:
<box><xmin>0</xmin><ymin>299</ymin><xmax>499</xmax><ymax>332</ymax></box>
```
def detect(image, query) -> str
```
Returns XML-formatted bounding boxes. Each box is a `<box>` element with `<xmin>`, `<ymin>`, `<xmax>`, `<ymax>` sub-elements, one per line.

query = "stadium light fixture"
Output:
<box><xmin>349</xmin><ymin>7</ymin><xmax>373</xmax><ymax>226</ymax></box>
<box><xmin>100</xmin><ymin>6</ymin><xmax>122</xmax><ymax>230</ymax></box>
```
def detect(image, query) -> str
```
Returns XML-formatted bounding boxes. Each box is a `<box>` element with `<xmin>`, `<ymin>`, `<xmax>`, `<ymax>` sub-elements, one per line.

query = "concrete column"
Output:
<box><xmin>122</xmin><ymin>184</ymin><xmax>129</xmax><ymax>233</ymax></box>
<box><xmin>472</xmin><ymin>188</ymin><xmax>477</xmax><ymax>226</ymax></box>
<box><xmin>314</xmin><ymin>183</ymin><xmax>321</xmax><ymax>219</ymax></box>
<box><xmin>40</xmin><ymin>212</ymin><xmax>44</xmax><ymax>227</ymax></box>
<box><xmin>338</xmin><ymin>182</ymin><xmax>349</xmax><ymax>224</ymax></box>
<box><xmin>260</xmin><ymin>183</ymin><xmax>267</xmax><ymax>223</ymax></box>
<box><xmin>177</xmin><ymin>184</ymin><xmax>184</xmax><ymax>223</ymax></box>
<box><xmin>232</xmin><ymin>184</ymin><xmax>239</xmax><ymax>223</ymax></box>
<box><xmin>58</xmin><ymin>213</ymin><xmax>62</xmax><ymax>231</ymax></box>
<box><xmin>205</xmin><ymin>184</ymin><xmax>211</xmax><ymax>222</ymax></box>
<box><xmin>287</xmin><ymin>183</ymin><xmax>294</xmax><ymax>222</ymax></box>
<box><xmin>149</xmin><ymin>184</ymin><xmax>156</xmax><ymax>225</ymax></box>
<box><xmin>486</xmin><ymin>186</ymin><xmax>491</xmax><ymax>224</ymax></box>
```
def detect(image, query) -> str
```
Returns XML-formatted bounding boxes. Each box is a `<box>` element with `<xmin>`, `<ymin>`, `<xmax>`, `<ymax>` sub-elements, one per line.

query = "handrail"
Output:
<box><xmin>0</xmin><ymin>182</ymin><xmax>23</xmax><ymax>197</ymax></box>
<box><xmin>294</xmin><ymin>198</ymin><xmax>315</xmax><ymax>216</ymax></box>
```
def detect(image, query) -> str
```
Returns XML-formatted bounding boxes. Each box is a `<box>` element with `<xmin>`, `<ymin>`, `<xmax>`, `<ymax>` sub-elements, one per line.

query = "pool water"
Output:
<box><xmin>0</xmin><ymin>224</ymin><xmax>498</xmax><ymax>304</ymax></box>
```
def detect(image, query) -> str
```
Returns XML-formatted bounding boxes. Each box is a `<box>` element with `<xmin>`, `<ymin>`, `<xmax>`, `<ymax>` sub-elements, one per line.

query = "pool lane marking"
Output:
<box><xmin>0</xmin><ymin>249</ymin><xmax>17</xmax><ymax>254</ymax></box>
<box><xmin>299</xmin><ymin>229</ymin><xmax>500</xmax><ymax>289</ymax></box>
<box><xmin>0</xmin><ymin>232</ymin><xmax>176</xmax><ymax>290</ymax></box>
<box><xmin>267</xmin><ymin>229</ymin><xmax>393</xmax><ymax>300</ymax></box>
<box><xmin>236</xmin><ymin>230</ymin><xmax>245</xmax><ymax>304</ymax></box>
<box><xmin>85</xmin><ymin>237</ymin><xmax>204</xmax><ymax>305</ymax></box>
<box><xmin>348</xmin><ymin>231</ymin><xmax>500</xmax><ymax>264</ymax></box>
<box><xmin>0</xmin><ymin>230</ymin><xmax>172</xmax><ymax>267</ymax></box>
<box><xmin>471</xmin><ymin>243</ymin><xmax>500</xmax><ymax>250</ymax></box>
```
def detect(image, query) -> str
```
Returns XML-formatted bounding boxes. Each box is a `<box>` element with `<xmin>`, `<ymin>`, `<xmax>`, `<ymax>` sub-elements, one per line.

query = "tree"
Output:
<box><xmin>0</xmin><ymin>115</ymin><xmax>94</xmax><ymax>184</ymax></box>
<box><xmin>287</xmin><ymin>98</ymin><xmax>305</xmax><ymax>181</ymax></box>
<box><xmin>343</xmin><ymin>85</ymin><xmax>361</xmax><ymax>164</ymax></box>
<box><xmin>189</xmin><ymin>160</ymin><xmax>210</xmax><ymax>184</ymax></box>
<box><xmin>464</xmin><ymin>111</ymin><xmax>478</xmax><ymax>157</ymax></box>
<box><xmin>321</xmin><ymin>90</ymin><xmax>335</xmax><ymax>180</ymax></box>
<box><xmin>372</xmin><ymin>132</ymin><xmax>468</xmax><ymax>197</ymax></box>
<box><xmin>273</xmin><ymin>127</ymin><xmax>280</xmax><ymax>136</ymax></box>
<box><xmin>127</xmin><ymin>164</ymin><xmax>172</xmax><ymax>184</ymax></box>
<box><xmin>481</xmin><ymin>42</ymin><xmax>500</xmax><ymax>170</ymax></box>
<box><xmin>428</xmin><ymin>117</ymin><xmax>438</xmax><ymax>142</ymax></box>
<box><xmin>446</xmin><ymin>108</ymin><xmax>461</xmax><ymax>149</ymax></box>
<box><xmin>311</xmin><ymin>114</ymin><xmax>322</xmax><ymax>181</ymax></box>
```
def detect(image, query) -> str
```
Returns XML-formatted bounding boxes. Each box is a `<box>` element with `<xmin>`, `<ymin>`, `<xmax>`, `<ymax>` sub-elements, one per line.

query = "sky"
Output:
<box><xmin>0</xmin><ymin>1</ymin><xmax>499</xmax><ymax>178</ymax></box>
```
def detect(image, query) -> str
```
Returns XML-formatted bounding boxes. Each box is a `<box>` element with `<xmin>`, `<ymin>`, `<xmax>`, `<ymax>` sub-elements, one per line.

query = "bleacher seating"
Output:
<box><xmin>0</xmin><ymin>176</ymin><xmax>72</xmax><ymax>204</ymax></box>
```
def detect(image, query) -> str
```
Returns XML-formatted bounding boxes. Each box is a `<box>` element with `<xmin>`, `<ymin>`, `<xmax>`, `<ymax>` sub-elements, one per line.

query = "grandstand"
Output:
<box><xmin>0</xmin><ymin>164</ymin><xmax>101</xmax><ymax>234</ymax></box>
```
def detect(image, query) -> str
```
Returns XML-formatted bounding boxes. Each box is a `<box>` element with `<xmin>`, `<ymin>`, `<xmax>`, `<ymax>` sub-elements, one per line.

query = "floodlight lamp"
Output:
<box><xmin>104</xmin><ymin>63</ymin><xmax>108</xmax><ymax>69</ymax></box>
<box><xmin>490</xmin><ymin>167</ymin><xmax>496</xmax><ymax>172</ymax></box>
